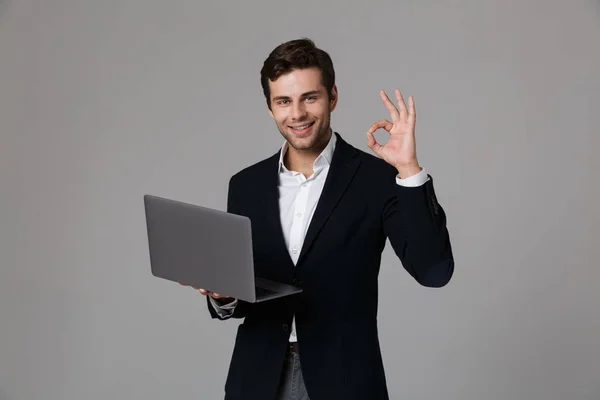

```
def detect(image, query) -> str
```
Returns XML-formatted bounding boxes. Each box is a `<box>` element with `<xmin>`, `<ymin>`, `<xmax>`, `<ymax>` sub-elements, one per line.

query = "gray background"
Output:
<box><xmin>1</xmin><ymin>0</ymin><xmax>599</xmax><ymax>399</ymax></box>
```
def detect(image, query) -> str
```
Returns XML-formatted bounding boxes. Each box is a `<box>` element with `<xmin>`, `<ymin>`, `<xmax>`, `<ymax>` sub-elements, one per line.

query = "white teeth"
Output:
<box><xmin>292</xmin><ymin>123</ymin><xmax>312</xmax><ymax>130</ymax></box>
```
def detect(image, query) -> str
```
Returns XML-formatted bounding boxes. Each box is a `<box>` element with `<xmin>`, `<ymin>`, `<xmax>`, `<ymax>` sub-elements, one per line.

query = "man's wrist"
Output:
<box><xmin>213</xmin><ymin>297</ymin><xmax>236</xmax><ymax>306</ymax></box>
<box><xmin>396</xmin><ymin>163</ymin><xmax>422</xmax><ymax>179</ymax></box>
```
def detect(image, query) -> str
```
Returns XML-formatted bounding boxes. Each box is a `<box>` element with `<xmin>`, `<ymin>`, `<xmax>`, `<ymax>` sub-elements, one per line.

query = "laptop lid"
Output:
<box><xmin>143</xmin><ymin>194</ymin><xmax>256</xmax><ymax>300</ymax></box>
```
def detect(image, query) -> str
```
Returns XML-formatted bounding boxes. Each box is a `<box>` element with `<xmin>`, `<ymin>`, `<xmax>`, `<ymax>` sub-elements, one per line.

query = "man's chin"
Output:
<box><xmin>287</xmin><ymin>139</ymin><xmax>314</xmax><ymax>151</ymax></box>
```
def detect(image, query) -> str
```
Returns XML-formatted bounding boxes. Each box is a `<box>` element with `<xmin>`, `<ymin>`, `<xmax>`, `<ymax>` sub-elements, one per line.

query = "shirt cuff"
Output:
<box><xmin>395</xmin><ymin>167</ymin><xmax>429</xmax><ymax>187</ymax></box>
<box><xmin>209</xmin><ymin>296</ymin><xmax>238</xmax><ymax>318</ymax></box>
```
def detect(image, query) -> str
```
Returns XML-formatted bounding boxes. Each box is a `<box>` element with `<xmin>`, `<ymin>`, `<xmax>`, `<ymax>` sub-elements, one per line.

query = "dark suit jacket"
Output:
<box><xmin>207</xmin><ymin>132</ymin><xmax>454</xmax><ymax>400</ymax></box>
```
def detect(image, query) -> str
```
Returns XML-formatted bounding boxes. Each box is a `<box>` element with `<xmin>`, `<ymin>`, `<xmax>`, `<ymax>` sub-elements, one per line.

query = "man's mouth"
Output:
<box><xmin>289</xmin><ymin>121</ymin><xmax>315</xmax><ymax>134</ymax></box>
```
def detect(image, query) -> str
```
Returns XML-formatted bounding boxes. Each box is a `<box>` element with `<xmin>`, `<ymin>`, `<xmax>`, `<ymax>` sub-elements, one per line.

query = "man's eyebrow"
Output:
<box><xmin>301</xmin><ymin>90</ymin><xmax>321</xmax><ymax>97</ymax></box>
<box><xmin>272</xmin><ymin>90</ymin><xmax>322</xmax><ymax>101</ymax></box>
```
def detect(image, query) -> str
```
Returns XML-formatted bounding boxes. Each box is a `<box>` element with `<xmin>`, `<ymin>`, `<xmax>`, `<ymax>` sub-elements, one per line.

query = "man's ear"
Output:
<box><xmin>267</xmin><ymin>100</ymin><xmax>274</xmax><ymax>118</ymax></box>
<box><xmin>329</xmin><ymin>85</ymin><xmax>338</xmax><ymax>112</ymax></box>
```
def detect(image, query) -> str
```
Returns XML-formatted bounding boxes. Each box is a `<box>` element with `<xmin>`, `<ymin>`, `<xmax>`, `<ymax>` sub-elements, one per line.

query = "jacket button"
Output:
<box><xmin>282</xmin><ymin>324</ymin><xmax>289</xmax><ymax>332</ymax></box>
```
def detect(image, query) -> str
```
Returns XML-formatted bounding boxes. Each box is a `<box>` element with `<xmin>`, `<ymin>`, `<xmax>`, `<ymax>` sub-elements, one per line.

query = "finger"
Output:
<box><xmin>367</xmin><ymin>119</ymin><xmax>393</xmax><ymax>156</ymax></box>
<box><xmin>367</xmin><ymin>120</ymin><xmax>393</xmax><ymax>135</ymax></box>
<box><xmin>366</xmin><ymin>129</ymin><xmax>384</xmax><ymax>157</ymax></box>
<box><xmin>407</xmin><ymin>95</ymin><xmax>416</xmax><ymax>126</ymax></box>
<box><xmin>210</xmin><ymin>292</ymin><xmax>231</xmax><ymax>301</ymax></box>
<box><xmin>394</xmin><ymin>89</ymin><xmax>408</xmax><ymax>120</ymax></box>
<box><xmin>198</xmin><ymin>288</ymin><xmax>208</xmax><ymax>295</ymax></box>
<box><xmin>379</xmin><ymin>90</ymin><xmax>401</xmax><ymax>123</ymax></box>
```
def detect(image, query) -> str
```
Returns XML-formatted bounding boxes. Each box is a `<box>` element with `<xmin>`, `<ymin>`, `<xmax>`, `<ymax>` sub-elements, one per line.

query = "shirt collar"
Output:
<box><xmin>278</xmin><ymin>129</ymin><xmax>337</xmax><ymax>173</ymax></box>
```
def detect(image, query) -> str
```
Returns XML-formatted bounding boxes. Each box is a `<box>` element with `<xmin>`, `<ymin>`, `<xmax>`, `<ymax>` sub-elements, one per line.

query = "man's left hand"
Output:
<box><xmin>367</xmin><ymin>89</ymin><xmax>422</xmax><ymax>178</ymax></box>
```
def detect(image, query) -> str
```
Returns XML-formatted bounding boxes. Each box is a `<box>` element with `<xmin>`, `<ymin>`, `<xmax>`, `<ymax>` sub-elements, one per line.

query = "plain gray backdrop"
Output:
<box><xmin>1</xmin><ymin>0</ymin><xmax>599</xmax><ymax>399</ymax></box>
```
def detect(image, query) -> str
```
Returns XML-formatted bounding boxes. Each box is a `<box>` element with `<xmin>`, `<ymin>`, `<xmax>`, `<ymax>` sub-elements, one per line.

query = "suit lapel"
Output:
<box><xmin>297</xmin><ymin>132</ymin><xmax>361</xmax><ymax>266</ymax></box>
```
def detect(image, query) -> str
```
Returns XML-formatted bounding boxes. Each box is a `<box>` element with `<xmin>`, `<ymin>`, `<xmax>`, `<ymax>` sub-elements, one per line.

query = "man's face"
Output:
<box><xmin>268</xmin><ymin>67</ymin><xmax>337</xmax><ymax>153</ymax></box>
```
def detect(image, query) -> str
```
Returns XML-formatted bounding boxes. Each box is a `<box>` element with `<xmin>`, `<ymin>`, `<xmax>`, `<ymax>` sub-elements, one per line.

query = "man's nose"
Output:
<box><xmin>290</xmin><ymin>103</ymin><xmax>307</xmax><ymax>120</ymax></box>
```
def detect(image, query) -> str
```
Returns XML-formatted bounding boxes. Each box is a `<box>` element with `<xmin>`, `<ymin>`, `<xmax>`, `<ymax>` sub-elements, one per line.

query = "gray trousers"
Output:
<box><xmin>275</xmin><ymin>351</ymin><xmax>310</xmax><ymax>400</ymax></box>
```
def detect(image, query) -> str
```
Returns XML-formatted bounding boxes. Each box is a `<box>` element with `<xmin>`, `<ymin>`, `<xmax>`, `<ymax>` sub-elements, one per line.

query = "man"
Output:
<box><xmin>184</xmin><ymin>38</ymin><xmax>454</xmax><ymax>400</ymax></box>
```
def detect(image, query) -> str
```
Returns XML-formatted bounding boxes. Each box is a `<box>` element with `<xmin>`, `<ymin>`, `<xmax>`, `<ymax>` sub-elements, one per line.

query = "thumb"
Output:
<box><xmin>367</xmin><ymin>130</ymin><xmax>383</xmax><ymax>156</ymax></box>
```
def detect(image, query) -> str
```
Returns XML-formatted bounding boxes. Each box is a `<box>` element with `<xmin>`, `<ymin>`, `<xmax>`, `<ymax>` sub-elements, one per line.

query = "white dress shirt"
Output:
<box><xmin>210</xmin><ymin>131</ymin><xmax>429</xmax><ymax>342</ymax></box>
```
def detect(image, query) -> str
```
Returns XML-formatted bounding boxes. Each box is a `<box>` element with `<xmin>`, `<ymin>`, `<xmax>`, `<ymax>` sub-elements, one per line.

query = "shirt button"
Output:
<box><xmin>302</xmin><ymin>183</ymin><xmax>307</xmax><ymax>188</ymax></box>
<box><xmin>296</xmin><ymin>212</ymin><xmax>302</xmax><ymax>217</ymax></box>
<box><xmin>292</xmin><ymin>248</ymin><xmax>298</xmax><ymax>254</ymax></box>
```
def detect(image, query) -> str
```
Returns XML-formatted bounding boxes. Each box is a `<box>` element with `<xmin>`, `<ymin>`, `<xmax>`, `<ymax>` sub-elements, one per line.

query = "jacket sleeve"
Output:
<box><xmin>382</xmin><ymin>169</ymin><xmax>454</xmax><ymax>288</ymax></box>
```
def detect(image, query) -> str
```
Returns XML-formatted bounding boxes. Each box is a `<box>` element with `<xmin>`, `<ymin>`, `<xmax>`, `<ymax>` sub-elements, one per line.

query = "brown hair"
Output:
<box><xmin>260</xmin><ymin>38</ymin><xmax>335</xmax><ymax>109</ymax></box>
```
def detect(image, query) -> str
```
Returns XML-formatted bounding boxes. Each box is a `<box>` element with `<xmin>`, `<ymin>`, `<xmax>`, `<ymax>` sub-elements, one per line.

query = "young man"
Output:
<box><xmin>187</xmin><ymin>38</ymin><xmax>454</xmax><ymax>400</ymax></box>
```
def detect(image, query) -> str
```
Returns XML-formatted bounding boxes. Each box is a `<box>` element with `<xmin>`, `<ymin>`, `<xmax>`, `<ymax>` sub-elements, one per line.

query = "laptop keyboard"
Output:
<box><xmin>255</xmin><ymin>286</ymin><xmax>277</xmax><ymax>298</ymax></box>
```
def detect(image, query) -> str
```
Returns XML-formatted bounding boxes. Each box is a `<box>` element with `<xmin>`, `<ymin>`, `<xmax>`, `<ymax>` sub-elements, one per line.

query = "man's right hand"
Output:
<box><xmin>179</xmin><ymin>283</ymin><xmax>235</xmax><ymax>304</ymax></box>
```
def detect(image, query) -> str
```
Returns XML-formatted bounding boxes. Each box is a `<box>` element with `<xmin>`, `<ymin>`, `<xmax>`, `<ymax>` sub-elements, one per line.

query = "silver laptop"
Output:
<box><xmin>143</xmin><ymin>194</ymin><xmax>302</xmax><ymax>303</ymax></box>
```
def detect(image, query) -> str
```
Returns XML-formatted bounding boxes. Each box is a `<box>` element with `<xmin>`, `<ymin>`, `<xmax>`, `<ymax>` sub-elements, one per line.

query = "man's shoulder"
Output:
<box><xmin>228</xmin><ymin>152</ymin><xmax>279</xmax><ymax>185</ymax></box>
<box><xmin>351</xmin><ymin>144</ymin><xmax>398</xmax><ymax>179</ymax></box>
<box><xmin>335</xmin><ymin>133</ymin><xmax>394</xmax><ymax>169</ymax></box>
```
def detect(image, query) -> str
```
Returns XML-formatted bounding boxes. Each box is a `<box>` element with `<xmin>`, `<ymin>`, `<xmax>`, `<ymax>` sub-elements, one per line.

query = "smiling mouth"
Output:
<box><xmin>289</xmin><ymin>121</ymin><xmax>315</xmax><ymax>134</ymax></box>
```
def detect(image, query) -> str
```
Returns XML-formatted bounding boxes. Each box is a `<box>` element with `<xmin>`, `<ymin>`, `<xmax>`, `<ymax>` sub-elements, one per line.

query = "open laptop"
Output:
<box><xmin>143</xmin><ymin>194</ymin><xmax>303</xmax><ymax>303</ymax></box>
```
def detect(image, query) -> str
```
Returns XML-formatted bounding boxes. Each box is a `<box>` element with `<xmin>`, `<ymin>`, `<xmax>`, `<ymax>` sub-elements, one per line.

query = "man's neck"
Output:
<box><xmin>284</xmin><ymin>131</ymin><xmax>331</xmax><ymax>177</ymax></box>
